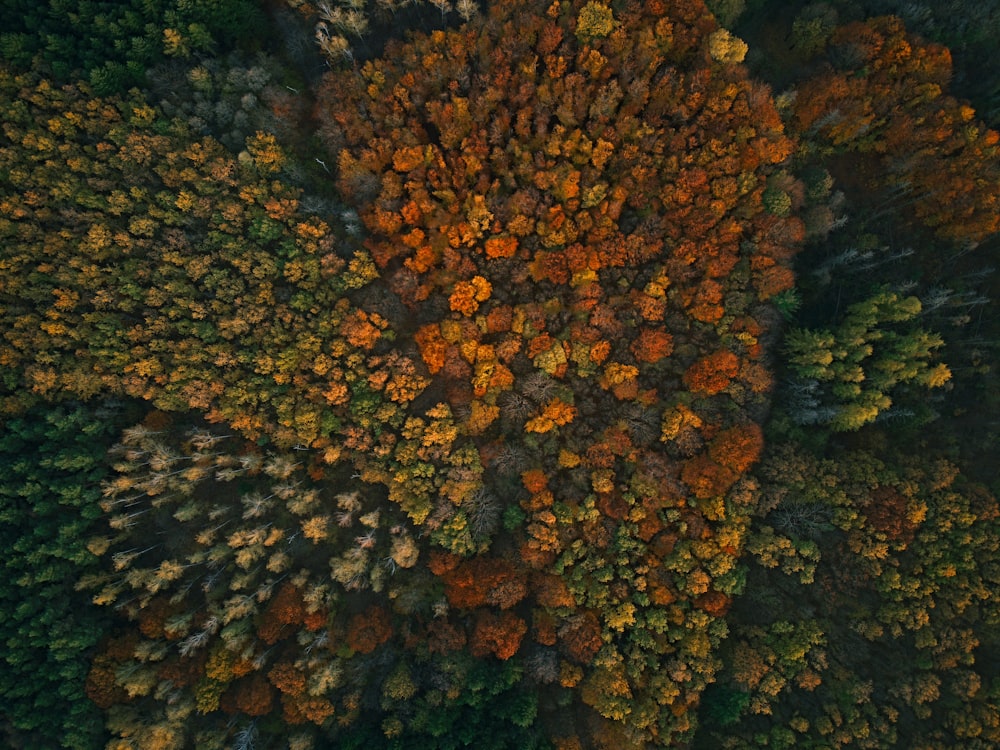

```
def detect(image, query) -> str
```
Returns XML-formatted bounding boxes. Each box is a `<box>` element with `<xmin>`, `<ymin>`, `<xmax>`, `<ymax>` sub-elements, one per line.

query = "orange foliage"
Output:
<box><xmin>427</xmin><ymin>550</ymin><xmax>460</xmax><ymax>576</ymax></box>
<box><xmin>443</xmin><ymin>557</ymin><xmax>528</xmax><ymax>610</ymax></box>
<box><xmin>304</xmin><ymin>609</ymin><xmax>328</xmax><ymax>631</ymax></box>
<box><xmin>470</xmin><ymin>610</ymin><xmax>528</xmax><ymax>660</ymax></box>
<box><xmin>393</xmin><ymin>145</ymin><xmax>428</xmax><ymax>172</ymax></box>
<box><xmin>415</xmin><ymin>324</ymin><xmax>448</xmax><ymax>374</ymax></box>
<box><xmin>693</xmin><ymin>590</ymin><xmax>731</xmax><ymax>617</ymax></box>
<box><xmin>756</xmin><ymin>264</ymin><xmax>795</xmax><ymax>300</ymax></box>
<box><xmin>258</xmin><ymin>583</ymin><xmax>306</xmax><ymax>645</ymax></box>
<box><xmin>525</xmin><ymin>397</ymin><xmax>577</xmax><ymax>433</ymax></box>
<box><xmin>485</xmin><ymin>305</ymin><xmax>514</xmax><ymax>334</ymax></box>
<box><xmin>269</xmin><ymin>662</ymin><xmax>307</xmax><ymax>696</ymax></box>
<box><xmin>708</xmin><ymin>423</ymin><xmax>764</xmax><ymax>473</ymax></box>
<box><xmin>449</xmin><ymin>276</ymin><xmax>492</xmax><ymax>316</ymax></box>
<box><xmin>339</xmin><ymin>309</ymin><xmax>383</xmax><ymax>350</ymax></box>
<box><xmin>680</xmin><ymin>454</ymin><xmax>737</xmax><ymax>499</ymax></box>
<box><xmin>521</xmin><ymin>468</ymin><xmax>550</xmax><ymax>495</ymax></box>
<box><xmin>534</xmin><ymin>572</ymin><xmax>577</xmax><ymax>609</ymax></box>
<box><xmin>485</xmin><ymin>236</ymin><xmax>519</xmax><ymax>258</ymax></box>
<box><xmin>630</xmin><ymin>328</ymin><xmax>674</xmax><ymax>363</ymax></box>
<box><xmin>683</xmin><ymin>350</ymin><xmax>740</xmax><ymax>395</ymax></box>
<box><xmin>589</xmin><ymin>340</ymin><xmax>612</xmax><ymax>365</ymax></box>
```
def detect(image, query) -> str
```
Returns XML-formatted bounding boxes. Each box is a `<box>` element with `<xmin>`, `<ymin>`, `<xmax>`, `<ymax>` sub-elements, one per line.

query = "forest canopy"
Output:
<box><xmin>0</xmin><ymin>0</ymin><xmax>997</xmax><ymax>748</ymax></box>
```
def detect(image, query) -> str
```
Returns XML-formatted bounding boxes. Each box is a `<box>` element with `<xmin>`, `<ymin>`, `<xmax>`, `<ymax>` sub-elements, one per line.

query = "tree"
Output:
<box><xmin>783</xmin><ymin>290</ymin><xmax>950</xmax><ymax>431</ymax></box>
<box><xmin>470</xmin><ymin>610</ymin><xmax>528</xmax><ymax>660</ymax></box>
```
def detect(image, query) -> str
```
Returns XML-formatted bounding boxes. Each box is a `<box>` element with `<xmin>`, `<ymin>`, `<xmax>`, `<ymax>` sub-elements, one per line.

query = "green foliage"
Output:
<box><xmin>770</xmin><ymin>288</ymin><xmax>802</xmax><ymax>321</ymax></box>
<box><xmin>0</xmin><ymin>0</ymin><xmax>265</xmax><ymax>93</ymax></box>
<box><xmin>698</xmin><ymin>443</ymin><xmax>1000</xmax><ymax>748</ymax></box>
<box><xmin>783</xmin><ymin>289</ymin><xmax>950</xmax><ymax>431</ymax></box>
<box><xmin>0</xmin><ymin>403</ymin><xmax>130</xmax><ymax>748</ymax></box>
<box><xmin>0</xmin><ymin>67</ymin><xmax>428</xmax><ymax>451</ymax></box>
<box><xmin>705</xmin><ymin>0</ymin><xmax>747</xmax><ymax>28</ymax></box>
<box><xmin>699</xmin><ymin>683</ymin><xmax>751</xmax><ymax>727</ymax></box>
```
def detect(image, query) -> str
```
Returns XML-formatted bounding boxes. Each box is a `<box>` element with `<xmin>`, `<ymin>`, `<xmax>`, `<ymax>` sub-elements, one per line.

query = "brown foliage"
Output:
<box><xmin>427</xmin><ymin>618</ymin><xmax>468</xmax><ymax>655</ymax></box>
<box><xmin>862</xmin><ymin>486</ymin><xmax>917</xmax><ymax>545</ymax></box>
<box><xmin>346</xmin><ymin>606</ymin><xmax>393</xmax><ymax>654</ymax></box>
<box><xmin>258</xmin><ymin>583</ymin><xmax>306</xmax><ymax>645</ymax></box>
<box><xmin>558</xmin><ymin>611</ymin><xmax>604</xmax><ymax>664</ymax></box>
<box><xmin>222</xmin><ymin>674</ymin><xmax>274</xmax><ymax>717</ymax></box>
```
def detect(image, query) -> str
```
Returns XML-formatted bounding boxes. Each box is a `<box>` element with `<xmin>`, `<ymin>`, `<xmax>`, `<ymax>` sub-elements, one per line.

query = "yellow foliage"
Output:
<box><xmin>558</xmin><ymin>449</ymin><xmax>581</xmax><ymax>468</ymax></box>
<box><xmin>576</xmin><ymin>1</ymin><xmax>616</xmax><ymax>42</ymax></box>
<box><xmin>302</xmin><ymin>515</ymin><xmax>331</xmax><ymax>542</ymax></box>
<box><xmin>602</xmin><ymin>362</ymin><xmax>638</xmax><ymax>386</ymax></box>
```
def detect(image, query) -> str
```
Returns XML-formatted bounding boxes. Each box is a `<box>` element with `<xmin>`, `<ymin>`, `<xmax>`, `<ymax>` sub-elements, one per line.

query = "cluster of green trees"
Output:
<box><xmin>0</xmin><ymin>0</ymin><xmax>265</xmax><ymax>93</ymax></box>
<box><xmin>0</xmin><ymin>0</ymin><xmax>997</xmax><ymax>748</ymax></box>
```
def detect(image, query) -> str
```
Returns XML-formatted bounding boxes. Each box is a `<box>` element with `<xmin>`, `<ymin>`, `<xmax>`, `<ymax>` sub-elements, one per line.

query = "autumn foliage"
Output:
<box><xmin>0</xmin><ymin>0</ymin><xmax>822</xmax><ymax>747</ymax></box>
<box><xmin>346</xmin><ymin>606</ymin><xmax>394</xmax><ymax>654</ymax></box>
<box><xmin>470</xmin><ymin>610</ymin><xmax>529</xmax><ymax>660</ymax></box>
<box><xmin>789</xmin><ymin>16</ymin><xmax>1000</xmax><ymax>244</ymax></box>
